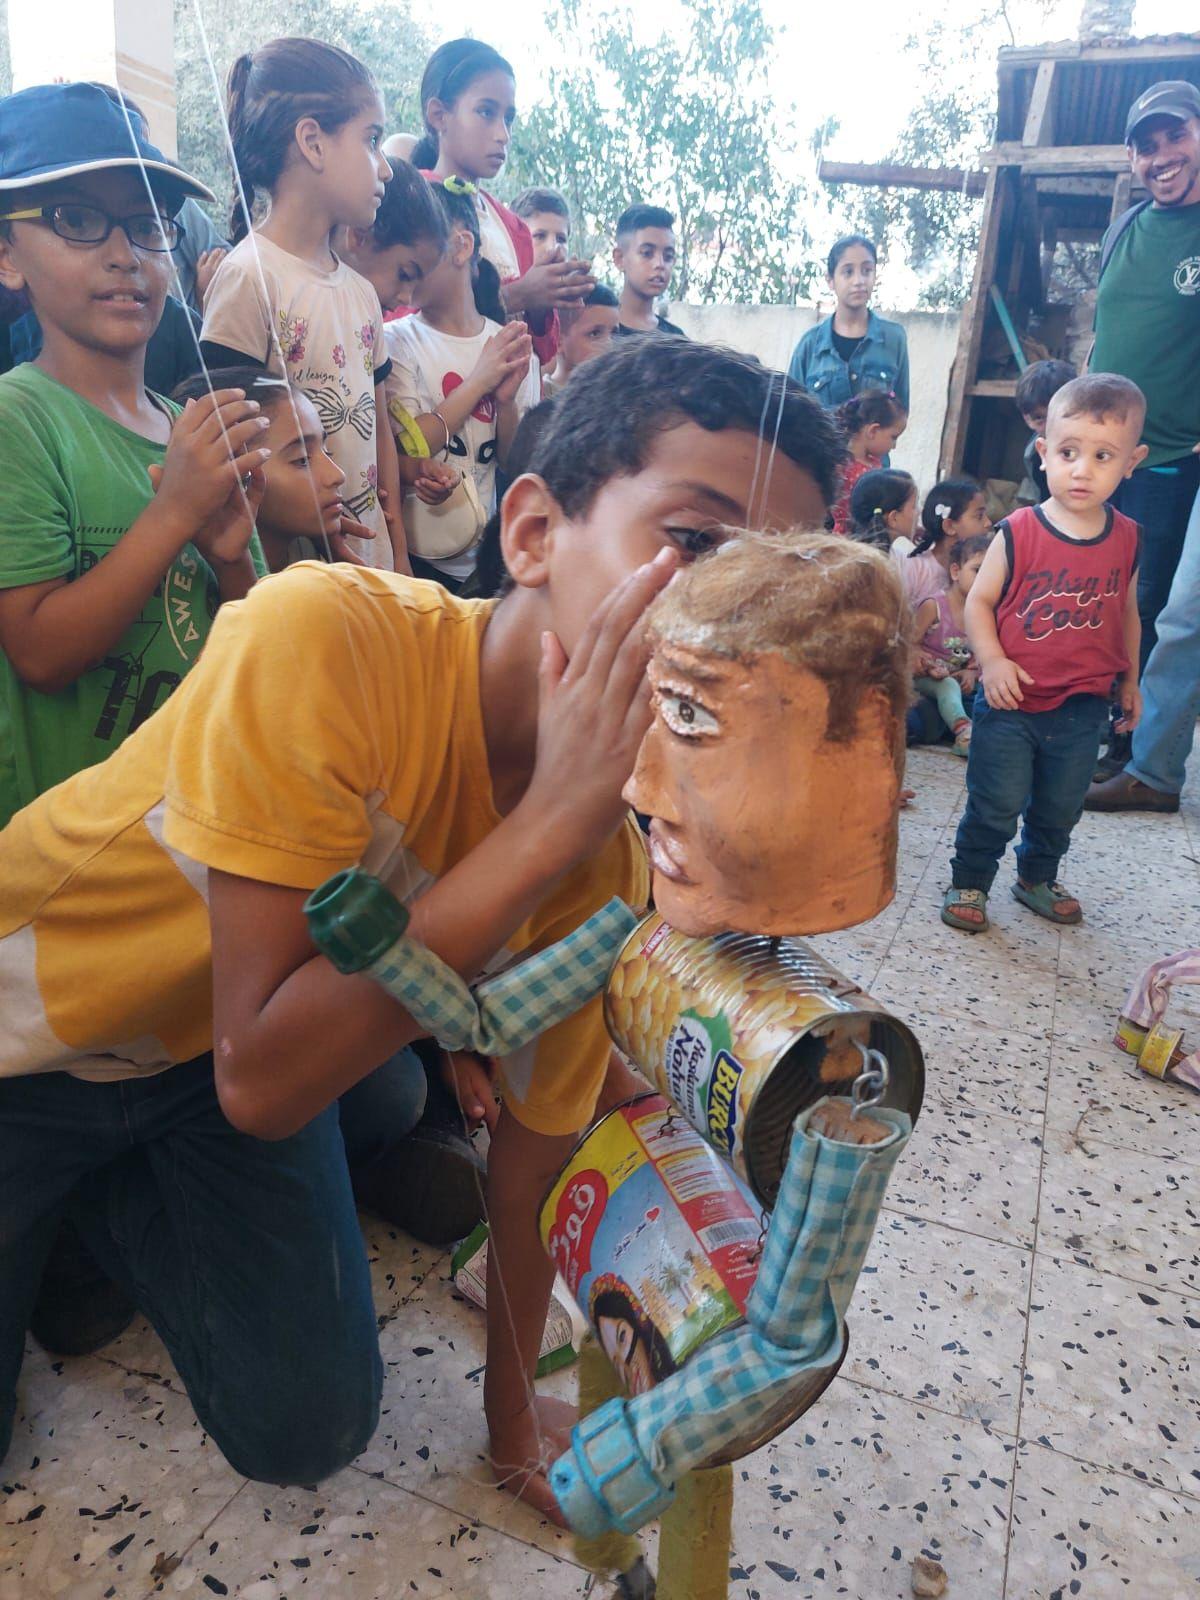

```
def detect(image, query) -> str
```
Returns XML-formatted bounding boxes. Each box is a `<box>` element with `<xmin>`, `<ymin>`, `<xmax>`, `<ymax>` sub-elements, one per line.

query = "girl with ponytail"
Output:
<box><xmin>383</xmin><ymin>178</ymin><xmax>538</xmax><ymax>590</ymax></box>
<box><xmin>829</xmin><ymin>389</ymin><xmax>907</xmax><ymax>535</ymax></box>
<box><xmin>410</xmin><ymin>38</ymin><xmax>595</xmax><ymax>364</ymax></box>
<box><xmin>200</xmin><ymin>36</ymin><xmax>407</xmax><ymax>569</ymax></box>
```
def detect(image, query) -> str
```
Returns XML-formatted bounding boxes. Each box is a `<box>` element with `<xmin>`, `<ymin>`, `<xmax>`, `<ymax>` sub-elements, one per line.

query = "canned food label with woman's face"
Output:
<box><xmin>539</xmin><ymin>1096</ymin><xmax>760</xmax><ymax>1394</ymax></box>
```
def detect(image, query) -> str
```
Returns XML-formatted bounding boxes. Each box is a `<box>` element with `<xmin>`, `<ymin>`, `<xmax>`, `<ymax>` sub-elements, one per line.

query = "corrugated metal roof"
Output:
<box><xmin>997</xmin><ymin>34</ymin><xmax>1200</xmax><ymax>144</ymax></box>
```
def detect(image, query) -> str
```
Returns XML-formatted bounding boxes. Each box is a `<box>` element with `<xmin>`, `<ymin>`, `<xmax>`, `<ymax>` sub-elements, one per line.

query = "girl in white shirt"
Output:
<box><xmin>200</xmin><ymin>37</ymin><xmax>407</xmax><ymax>570</ymax></box>
<box><xmin>385</xmin><ymin>180</ymin><xmax>537</xmax><ymax>588</ymax></box>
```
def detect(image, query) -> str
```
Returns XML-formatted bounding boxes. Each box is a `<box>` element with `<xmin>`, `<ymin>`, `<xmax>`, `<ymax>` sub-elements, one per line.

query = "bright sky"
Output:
<box><xmin>437</xmin><ymin>0</ymin><xmax>1194</xmax><ymax>161</ymax></box>
<box><xmin>406</xmin><ymin>0</ymin><xmax>1194</xmax><ymax>303</ymax></box>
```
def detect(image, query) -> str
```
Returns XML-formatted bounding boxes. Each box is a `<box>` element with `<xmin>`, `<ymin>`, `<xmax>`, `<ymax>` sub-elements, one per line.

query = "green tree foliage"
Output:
<box><xmin>501</xmin><ymin>0</ymin><xmax>820</xmax><ymax>305</ymax></box>
<box><xmin>821</xmin><ymin>19</ymin><xmax>996</xmax><ymax>309</ymax></box>
<box><xmin>173</xmin><ymin>0</ymin><xmax>429</xmax><ymax>228</ymax></box>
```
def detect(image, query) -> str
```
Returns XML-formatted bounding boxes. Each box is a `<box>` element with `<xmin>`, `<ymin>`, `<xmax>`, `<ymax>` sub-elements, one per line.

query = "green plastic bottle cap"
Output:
<box><xmin>303</xmin><ymin>867</ymin><xmax>410</xmax><ymax>975</ymax></box>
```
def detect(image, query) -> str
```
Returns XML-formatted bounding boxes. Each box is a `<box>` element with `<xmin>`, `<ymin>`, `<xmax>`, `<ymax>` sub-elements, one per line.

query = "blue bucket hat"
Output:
<box><xmin>0</xmin><ymin>82</ymin><xmax>214</xmax><ymax>202</ymax></box>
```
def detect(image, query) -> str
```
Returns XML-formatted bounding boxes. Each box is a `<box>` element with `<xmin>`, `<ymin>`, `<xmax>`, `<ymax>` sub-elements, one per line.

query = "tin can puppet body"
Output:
<box><xmin>606</xmin><ymin>913</ymin><xmax>924</xmax><ymax>1206</ymax></box>
<box><xmin>540</xmin><ymin>1093</ymin><xmax>847</xmax><ymax>1459</ymax></box>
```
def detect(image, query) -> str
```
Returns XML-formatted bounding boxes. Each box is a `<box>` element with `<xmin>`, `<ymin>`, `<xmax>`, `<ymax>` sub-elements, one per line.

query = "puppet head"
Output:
<box><xmin>625</xmin><ymin>530</ymin><xmax>910</xmax><ymax>937</ymax></box>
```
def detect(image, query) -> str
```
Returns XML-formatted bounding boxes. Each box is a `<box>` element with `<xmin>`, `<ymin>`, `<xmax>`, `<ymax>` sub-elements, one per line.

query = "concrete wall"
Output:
<box><xmin>8</xmin><ymin>0</ymin><xmax>177</xmax><ymax>154</ymax></box>
<box><xmin>668</xmin><ymin>303</ymin><xmax>961</xmax><ymax>497</ymax></box>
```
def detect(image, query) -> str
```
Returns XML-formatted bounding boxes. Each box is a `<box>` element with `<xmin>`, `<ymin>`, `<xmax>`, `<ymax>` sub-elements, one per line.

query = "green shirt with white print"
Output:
<box><xmin>1092</xmin><ymin>202</ymin><xmax>1200</xmax><ymax>468</ymax></box>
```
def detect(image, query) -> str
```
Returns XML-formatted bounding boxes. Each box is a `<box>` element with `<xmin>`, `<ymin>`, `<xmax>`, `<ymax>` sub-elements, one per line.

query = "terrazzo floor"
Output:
<box><xmin>4</xmin><ymin>747</ymin><xmax>1200</xmax><ymax>1599</ymax></box>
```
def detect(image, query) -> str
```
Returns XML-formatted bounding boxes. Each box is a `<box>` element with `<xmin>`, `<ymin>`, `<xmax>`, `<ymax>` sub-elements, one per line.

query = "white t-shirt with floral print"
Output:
<box><xmin>202</xmin><ymin>233</ymin><xmax>391</xmax><ymax>568</ymax></box>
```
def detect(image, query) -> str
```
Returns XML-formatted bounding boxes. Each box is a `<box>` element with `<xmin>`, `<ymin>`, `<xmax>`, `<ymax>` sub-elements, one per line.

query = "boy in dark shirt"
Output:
<box><xmin>613</xmin><ymin>203</ymin><xmax>686</xmax><ymax>337</ymax></box>
<box><xmin>1014</xmin><ymin>359</ymin><xmax>1075</xmax><ymax>506</ymax></box>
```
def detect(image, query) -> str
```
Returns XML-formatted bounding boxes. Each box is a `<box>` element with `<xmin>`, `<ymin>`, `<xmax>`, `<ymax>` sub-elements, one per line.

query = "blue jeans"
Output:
<box><xmin>1127</xmin><ymin>484</ymin><xmax>1200</xmax><ymax>796</ymax></box>
<box><xmin>1112</xmin><ymin>454</ymin><xmax>1200</xmax><ymax>669</ymax></box>
<box><xmin>0</xmin><ymin>1049</ymin><xmax>425</xmax><ymax>1478</ymax></box>
<box><xmin>951</xmin><ymin>694</ymin><xmax>1109</xmax><ymax>892</ymax></box>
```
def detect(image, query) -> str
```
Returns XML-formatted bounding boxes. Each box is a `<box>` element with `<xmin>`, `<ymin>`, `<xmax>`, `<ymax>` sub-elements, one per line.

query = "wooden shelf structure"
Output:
<box><xmin>819</xmin><ymin>32</ymin><xmax>1200</xmax><ymax>486</ymax></box>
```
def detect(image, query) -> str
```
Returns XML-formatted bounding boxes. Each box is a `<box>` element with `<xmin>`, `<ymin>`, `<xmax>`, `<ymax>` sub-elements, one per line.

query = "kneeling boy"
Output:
<box><xmin>0</xmin><ymin>336</ymin><xmax>839</xmax><ymax>1515</ymax></box>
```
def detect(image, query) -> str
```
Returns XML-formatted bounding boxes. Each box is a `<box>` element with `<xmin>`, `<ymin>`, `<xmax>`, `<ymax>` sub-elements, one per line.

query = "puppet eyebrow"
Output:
<box><xmin>656</xmin><ymin>658</ymin><xmax>729</xmax><ymax>688</ymax></box>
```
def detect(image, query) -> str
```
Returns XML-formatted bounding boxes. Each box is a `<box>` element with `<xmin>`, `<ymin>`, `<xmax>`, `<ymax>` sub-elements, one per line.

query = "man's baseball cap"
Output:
<box><xmin>1125</xmin><ymin>80</ymin><xmax>1200</xmax><ymax>144</ymax></box>
<box><xmin>0</xmin><ymin>82</ymin><xmax>214</xmax><ymax>201</ymax></box>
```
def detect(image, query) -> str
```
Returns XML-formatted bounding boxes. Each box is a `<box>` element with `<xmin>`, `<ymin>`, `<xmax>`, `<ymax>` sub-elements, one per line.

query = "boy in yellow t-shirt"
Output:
<box><xmin>0</xmin><ymin>337</ymin><xmax>839</xmax><ymax>1514</ymax></box>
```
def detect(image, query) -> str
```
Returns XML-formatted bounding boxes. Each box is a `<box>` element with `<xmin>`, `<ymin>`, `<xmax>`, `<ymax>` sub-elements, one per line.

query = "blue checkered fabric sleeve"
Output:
<box><xmin>550</xmin><ymin>1099</ymin><xmax>912</xmax><ymax>1534</ymax></box>
<box><xmin>362</xmin><ymin>898</ymin><xmax>637</xmax><ymax>1056</ymax></box>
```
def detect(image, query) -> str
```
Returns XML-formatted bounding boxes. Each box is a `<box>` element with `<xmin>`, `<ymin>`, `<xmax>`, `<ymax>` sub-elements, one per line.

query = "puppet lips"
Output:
<box><xmin>648</xmin><ymin>823</ymin><xmax>692</xmax><ymax>885</ymax></box>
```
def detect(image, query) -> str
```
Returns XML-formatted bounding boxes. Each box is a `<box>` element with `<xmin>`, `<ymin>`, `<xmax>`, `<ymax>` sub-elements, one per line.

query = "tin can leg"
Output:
<box><xmin>658</xmin><ymin>1466</ymin><xmax>733</xmax><ymax>1600</ymax></box>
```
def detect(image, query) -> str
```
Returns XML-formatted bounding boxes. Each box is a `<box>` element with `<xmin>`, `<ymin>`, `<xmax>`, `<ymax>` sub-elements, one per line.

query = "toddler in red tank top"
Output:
<box><xmin>942</xmin><ymin>375</ymin><xmax>1148</xmax><ymax>934</ymax></box>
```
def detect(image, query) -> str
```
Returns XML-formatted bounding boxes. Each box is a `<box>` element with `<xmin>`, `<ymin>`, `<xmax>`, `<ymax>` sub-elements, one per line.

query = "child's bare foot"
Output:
<box><xmin>490</xmin><ymin>1394</ymin><xmax>578</xmax><ymax>1525</ymax></box>
<box><xmin>899</xmin><ymin>787</ymin><xmax>916</xmax><ymax>810</ymax></box>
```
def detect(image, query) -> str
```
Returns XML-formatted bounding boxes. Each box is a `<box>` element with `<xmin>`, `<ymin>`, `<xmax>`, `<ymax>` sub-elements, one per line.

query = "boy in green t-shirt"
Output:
<box><xmin>0</xmin><ymin>82</ymin><xmax>270</xmax><ymax>826</ymax></box>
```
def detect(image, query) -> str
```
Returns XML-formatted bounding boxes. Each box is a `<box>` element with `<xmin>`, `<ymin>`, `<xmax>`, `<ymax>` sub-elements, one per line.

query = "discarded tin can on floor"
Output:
<box><xmin>604</xmin><ymin>913</ymin><xmax>925</xmax><ymax>1206</ymax></box>
<box><xmin>539</xmin><ymin>1093</ymin><xmax>847</xmax><ymax>1461</ymax></box>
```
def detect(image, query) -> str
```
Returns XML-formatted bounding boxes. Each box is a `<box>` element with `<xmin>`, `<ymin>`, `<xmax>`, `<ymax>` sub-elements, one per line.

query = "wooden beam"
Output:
<box><xmin>999</xmin><ymin>39</ymin><xmax>1200</xmax><ymax>69</ymax></box>
<box><xmin>940</xmin><ymin>165</ymin><xmax>1010</xmax><ymax>478</ymax></box>
<box><xmin>1015</xmin><ymin>175</ymin><xmax>1046</xmax><ymax>313</ymax></box>
<box><xmin>989</xmin><ymin>143</ymin><xmax>1131</xmax><ymax>174</ymax></box>
<box><xmin>817</xmin><ymin>158</ymin><xmax>987</xmax><ymax>196</ymax></box>
<box><xmin>1022</xmin><ymin>58</ymin><xmax>1057</xmax><ymax>147</ymax></box>
<box><xmin>970</xmin><ymin>379</ymin><xmax>1019</xmax><ymax>399</ymax></box>
<box><xmin>1110</xmin><ymin>169</ymin><xmax>1133</xmax><ymax>224</ymax></box>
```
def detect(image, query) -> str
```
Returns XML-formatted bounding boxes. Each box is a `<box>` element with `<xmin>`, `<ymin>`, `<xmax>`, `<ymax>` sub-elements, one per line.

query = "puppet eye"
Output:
<box><xmin>658</xmin><ymin>691</ymin><xmax>719</xmax><ymax>738</ymax></box>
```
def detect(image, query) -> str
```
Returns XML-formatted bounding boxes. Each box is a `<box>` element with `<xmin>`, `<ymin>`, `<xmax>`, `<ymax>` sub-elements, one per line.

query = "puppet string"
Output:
<box><xmin>183</xmin><ymin>0</ymin><xmax>552</xmax><ymax>1496</ymax></box>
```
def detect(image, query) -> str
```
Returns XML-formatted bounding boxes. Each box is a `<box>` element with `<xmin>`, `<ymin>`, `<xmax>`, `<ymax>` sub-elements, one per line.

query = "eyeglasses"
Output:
<box><xmin>0</xmin><ymin>202</ymin><xmax>184</xmax><ymax>252</ymax></box>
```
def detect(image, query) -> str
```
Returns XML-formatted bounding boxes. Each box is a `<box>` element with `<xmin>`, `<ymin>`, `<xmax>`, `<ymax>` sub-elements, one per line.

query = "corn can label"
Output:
<box><xmin>539</xmin><ymin>1095</ymin><xmax>760</xmax><ymax>1394</ymax></box>
<box><xmin>1114</xmin><ymin>1016</ymin><xmax>1146</xmax><ymax>1057</ymax></box>
<box><xmin>1138</xmin><ymin>1022</ymin><xmax>1184</xmax><ymax>1080</ymax></box>
<box><xmin>606</xmin><ymin>912</ymin><xmax>866</xmax><ymax>1183</ymax></box>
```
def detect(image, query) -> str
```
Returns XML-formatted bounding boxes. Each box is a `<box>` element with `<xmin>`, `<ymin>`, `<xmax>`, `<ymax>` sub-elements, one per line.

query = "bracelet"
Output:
<box><xmin>430</xmin><ymin>410</ymin><xmax>451</xmax><ymax>456</ymax></box>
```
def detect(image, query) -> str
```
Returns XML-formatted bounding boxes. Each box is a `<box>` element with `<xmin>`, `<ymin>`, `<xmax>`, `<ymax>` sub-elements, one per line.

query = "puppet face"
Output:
<box><xmin>625</xmin><ymin>642</ymin><xmax>900</xmax><ymax>937</ymax></box>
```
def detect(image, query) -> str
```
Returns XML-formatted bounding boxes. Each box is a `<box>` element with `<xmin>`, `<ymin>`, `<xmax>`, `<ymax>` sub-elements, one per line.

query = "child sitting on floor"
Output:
<box><xmin>174</xmin><ymin>368</ymin><xmax>384</xmax><ymax>572</ymax></box>
<box><xmin>899</xmin><ymin>476</ymin><xmax>991</xmax><ymax>606</ymax></box>
<box><xmin>848</xmin><ymin>467</ymin><xmax>918</xmax><ymax>553</ymax></box>
<box><xmin>830</xmin><ymin>390</ymin><xmax>907</xmax><ymax>535</ymax></box>
<box><xmin>913</xmin><ymin>532</ymin><xmax>993</xmax><ymax>756</ymax></box>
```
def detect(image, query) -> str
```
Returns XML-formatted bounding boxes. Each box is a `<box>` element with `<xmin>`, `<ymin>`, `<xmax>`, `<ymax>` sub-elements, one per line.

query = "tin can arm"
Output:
<box><xmin>303</xmin><ymin>867</ymin><xmax>637</xmax><ymax>1055</ymax></box>
<box><xmin>550</xmin><ymin>1100</ymin><xmax>912</xmax><ymax>1537</ymax></box>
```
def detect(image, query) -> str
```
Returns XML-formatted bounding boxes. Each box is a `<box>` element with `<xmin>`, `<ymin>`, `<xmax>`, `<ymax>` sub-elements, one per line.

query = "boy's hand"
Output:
<box><xmin>441</xmin><ymin>1050</ymin><xmax>501</xmax><ymax>1132</ymax></box>
<box><xmin>957</xmin><ymin>667</ymin><xmax>979</xmax><ymax>694</ymax></box>
<box><xmin>513</xmin><ymin>258</ymin><xmax>596</xmax><ymax>313</ymax></box>
<box><xmin>523</xmin><ymin>547</ymin><xmax>680</xmax><ymax>862</ymax></box>
<box><xmin>982</xmin><ymin>656</ymin><xmax>1034</xmax><ymax>711</ymax></box>
<box><xmin>154</xmin><ymin>389</ymin><xmax>272</xmax><ymax>541</ymax></box>
<box><xmin>1115</xmin><ymin>678</ymin><xmax>1142</xmax><ymax>733</ymax></box>
<box><xmin>327</xmin><ymin>515</ymin><xmax>378</xmax><ymax>565</ymax></box>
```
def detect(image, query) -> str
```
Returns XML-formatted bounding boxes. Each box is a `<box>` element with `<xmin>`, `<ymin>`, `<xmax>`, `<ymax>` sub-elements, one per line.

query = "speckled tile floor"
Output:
<box><xmin>4</xmin><ymin>748</ymin><xmax>1200</xmax><ymax>1600</ymax></box>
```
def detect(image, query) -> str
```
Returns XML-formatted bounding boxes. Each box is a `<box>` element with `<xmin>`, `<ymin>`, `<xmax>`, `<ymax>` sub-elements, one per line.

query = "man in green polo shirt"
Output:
<box><xmin>1091</xmin><ymin>79</ymin><xmax>1200</xmax><ymax>772</ymax></box>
